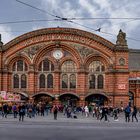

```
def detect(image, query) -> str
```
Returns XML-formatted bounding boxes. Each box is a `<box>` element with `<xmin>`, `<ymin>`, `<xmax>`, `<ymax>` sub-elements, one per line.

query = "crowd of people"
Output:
<box><xmin>0</xmin><ymin>103</ymin><xmax>139</xmax><ymax>122</ymax></box>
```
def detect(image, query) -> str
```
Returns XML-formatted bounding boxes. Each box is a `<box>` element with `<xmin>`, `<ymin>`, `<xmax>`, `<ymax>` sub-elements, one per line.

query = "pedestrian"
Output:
<box><xmin>53</xmin><ymin>105</ymin><xmax>58</xmax><ymax>120</ymax></box>
<box><xmin>84</xmin><ymin>106</ymin><xmax>89</xmax><ymax>117</ymax></box>
<box><xmin>40</xmin><ymin>104</ymin><xmax>45</xmax><ymax>116</ymax></box>
<box><xmin>12</xmin><ymin>104</ymin><xmax>17</xmax><ymax>118</ymax></box>
<box><xmin>19</xmin><ymin>103</ymin><xmax>25</xmax><ymax>122</ymax></box>
<box><xmin>3</xmin><ymin>104</ymin><xmax>8</xmax><ymax>118</ymax></box>
<box><xmin>124</xmin><ymin>105</ymin><xmax>131</xmax><ymax>122</ymax></box>
<box><xmin>113</xmin><ymin>107</ymin><xmax>118</xmax><ymax>121</ymax></box>
<box><xmin>100</xmin><ymin>106</ymin><xmax>109</xmax><ymax>122</ymax></box>
<box><xmin>45</xmin><ymin>104</ymin><xmax>49</xmax><ymax>116</ymax></box>
<box><xmin>132</xmin><ymin>106</ymin><xmax>138</xmax><ymax>122</ymax></box>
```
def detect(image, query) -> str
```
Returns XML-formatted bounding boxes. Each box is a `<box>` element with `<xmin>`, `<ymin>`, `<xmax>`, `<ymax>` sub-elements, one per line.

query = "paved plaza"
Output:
<box><xmin>0</xmin><ymin>113</ymin><xmax>140</xmax><ymax>140</ymax></box>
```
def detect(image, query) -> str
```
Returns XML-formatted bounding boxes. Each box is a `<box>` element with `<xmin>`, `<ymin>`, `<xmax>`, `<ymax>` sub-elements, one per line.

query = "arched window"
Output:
<box><xmin>47</xmin><ymin>74</ymin><xmax>53</xmax><ymax>88</ymax></box>
<box><xmin>25</xmin><ymin>63</ymin><xmax>28</xmax><ymax>71</ymax></box>
<box><xmin>97</xmin><ymin>75</ymin><xmax>104</xmax><ymax>89</ymax></box>
<box><xmin>17</xmin><ymin>60</ymin><xmax>23</xmax><ymax>71</ymax></box>
<box><xmin>38</xmin><ymin>62</ymin><xmax>42</xmax><ymax>71</ymax></box>
<box><xmin>13</xmin><ymin>74</ymin><xmax>19</xmax><ymax>88</ymax></box>
<box><xmin>62</xmin><ymin>74</ymin><xmax>68</xmax><ymax>88</ymax></box>
<box><xmin>89</xmin><ymin>61</ymin><xmax>105</xmax><ymax>89</ymax></box>
<box><xmin>12</xmin><ymin>60</ymin><xmax>28</xmax><ymax>89</ymax></box>
<box><xmin>13</xmin><ymin>62</ymin><xmax>16</xmax><ymax>71</ymax></box>
<box><xmin>89</xmin><ymin>61</ymin><xmax>105</xmax><ymax>72</ymax></box>
<box><xmin>89</xmin><ymin>75</ymin><xmax>95</xmax><ymax>89</ymax></box>
<box><xmin>21</xmin><ymin>74</ymin><xmax>27</xmax><ymax>88</ymax></box>
<box><xmin>38</xmin><ymin>59</ymin><xmax>54</xmax><ymax>89</ymax></box>
<box><xmin>43</xmin><ymin>59</ymin><xmax>49</xmax><ymax>71</ymax></box>
<box><xmin>38</xmin><ymin>59</ymin><xmax>54</xmax><ymax>72</ymax></box>
<box><xmin>51</xmin><ymin>63</ymin><xmax>54</xmax><ymax>71</ymax></box>
<box><xmin>61</xmin><ymin>60</ymin><xmax>77</xmax><ymax>89</ymax></box>
<box><xmin>39</xmin><ymin>74</ymin><xmax>45</xmax><ymax>88</ymax></box>
<box><xmin>61</xmin><ymin>60</ymin><xmax>77</xmax><ymax>72</ymax></box>
<box><xmin>12</xmin><ymin>60</ymin><xmax>28</xmax><ymax>71</ymax></box>
<box><xmin>70</xmin><ymin>74</ymin><xmax>76</xmax><ymax>89</ymax></box>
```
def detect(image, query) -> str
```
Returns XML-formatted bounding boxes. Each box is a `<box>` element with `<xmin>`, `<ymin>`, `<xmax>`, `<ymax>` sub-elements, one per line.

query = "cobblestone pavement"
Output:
<box><xmin>0</xmin><ymin>112</ymin><xmax>139</xmax><ymax>123</ymax></box>
<box><xmin>0</xmin><ymin>113</ymin><xmax>140</xmax><ymax>140</ymax></box>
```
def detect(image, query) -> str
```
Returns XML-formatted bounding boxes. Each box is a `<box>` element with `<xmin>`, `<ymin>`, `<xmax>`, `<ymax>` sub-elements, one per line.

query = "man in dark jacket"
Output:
<box><xmin>53</xmin><ymin>105</ymin><xmax>58</xmax><ymax>120</ymax></box>
<box><xmin>132</xmin><ymin>106</ymin><xmax>138</xmax><ymax>122</ymax></box>
<box><xmin>19</xmin><ymin>103</ymin><xmax>25</xmax><ymax>121</ymax></box>
<box><xmin>3</xmin><ymin>104</ymin><xmax>8</xmax><ymax>118</ymax></box>
<box><xmin>124</xmin><ymin>105</ymin><xmax>131</xmax><ymax>122</ymax></box>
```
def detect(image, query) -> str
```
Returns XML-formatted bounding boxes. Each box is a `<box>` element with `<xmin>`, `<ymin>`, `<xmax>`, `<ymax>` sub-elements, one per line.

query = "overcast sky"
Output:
<box><xmin>0</xmin><ymin>0</ymin><xmax>140</xmax><ymax>49</ymax></box>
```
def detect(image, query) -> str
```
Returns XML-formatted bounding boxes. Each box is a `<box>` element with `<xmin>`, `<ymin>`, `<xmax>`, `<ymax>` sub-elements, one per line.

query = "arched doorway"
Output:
<box><xmin>128</xmin><ymin>91</ymin><xmax>134</xmax><ymax>107</ymax></box>
<box><xmin>19</xmin><ymin>92</ymin><xmax>29</xmax><ymax>100</ymax></box>
<box><xmin>59</xmin><ymin>93</ymin><xmax>79</xmax><ymax>107</ymax></box>
<box><xmin>14</xmin><ymin>92</ymin><xmax>29</xmax><ymax>102</ymax></box>
<box><xmin>85</xmin><ymin>93</ymin><xmax>108</xmax><ymax>106</ymax></box>
<box><xmin>32</xmin><ymin>93</ymin><xmax>54</xmax><ymax>105</ymax></box>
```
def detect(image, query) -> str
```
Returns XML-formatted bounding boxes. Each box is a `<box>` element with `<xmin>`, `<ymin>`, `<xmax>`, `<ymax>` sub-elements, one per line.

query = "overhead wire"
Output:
<box><xmin>15</xmin><ymin>0</ymin><xmax>62</xmax><ymax>19</ymax></box>
<box><xmin>0</xmin><ymin>19</ymin><xmax>60</xmax><ymax>25</ymax></box>
<box><xmin>15</xmin><ymin>0</ymin><xmax>140</xmax><ymax>21</ymax></box>
<box><xmin>10</xmin><ymin>0</ymin><xmax>140</xmax><ymax>42</ymax></box>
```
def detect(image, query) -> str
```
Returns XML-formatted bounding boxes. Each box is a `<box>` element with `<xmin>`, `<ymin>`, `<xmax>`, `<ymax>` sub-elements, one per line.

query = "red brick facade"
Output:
<box><xmin>0</xmin><ymin>28</ymin><xmax>139</xmax><ymax>107</ymax></box>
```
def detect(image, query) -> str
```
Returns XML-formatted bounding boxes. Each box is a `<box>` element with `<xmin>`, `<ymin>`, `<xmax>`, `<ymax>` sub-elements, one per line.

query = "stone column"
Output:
<box><xmin>53</xmin><ymin>94</ymin><xmax>60</xmax><ymax>105</ymax></box>
<box><xmin>28</xmin><ymin>64</ymin><xmax>35</xmax><ymax>95</ymax></box>
<box><xmin>79</xmin><ymin>95</ymin><xmax>85</xmax><ymax>106</ymax></box>
<box><xmin>0</xmin><ymin>34</ymin><xmax>3</xmax><ymax>91</ymax></box>
<box><xmin>2</xmin><ymin>65</ymin><xmax>9</xmax><ymax>91</ymax></box>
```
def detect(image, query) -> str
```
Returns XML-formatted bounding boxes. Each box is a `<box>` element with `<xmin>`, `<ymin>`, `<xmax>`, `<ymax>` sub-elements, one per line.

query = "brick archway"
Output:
<box><xmin>59</xmin><ymin>93</ymin><xmax>80</xmax><ymax>106</ymax></box>
<box><xmin>85</xmin><ymin>93</ymin><xmax>109</xmax><ymax>106</ymax></box>
<box><xmin>32</xmin><ymin>92</ymin><xmax>55</xmax><ymax>104</ymax></box>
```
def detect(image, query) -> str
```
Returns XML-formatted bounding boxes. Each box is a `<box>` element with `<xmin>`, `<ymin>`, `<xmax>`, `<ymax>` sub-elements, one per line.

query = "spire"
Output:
<box><xmin>116</xmin><ymin>29</ymin><xmax>127</xmax><ymax>46</ymax></box>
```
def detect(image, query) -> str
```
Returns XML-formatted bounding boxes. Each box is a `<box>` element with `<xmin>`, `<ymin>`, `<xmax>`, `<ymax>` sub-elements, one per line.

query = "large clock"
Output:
<box><xmin>53</xmin><ymin>50</ymin><xmax>63</xmax><ymax>59</ymax></box>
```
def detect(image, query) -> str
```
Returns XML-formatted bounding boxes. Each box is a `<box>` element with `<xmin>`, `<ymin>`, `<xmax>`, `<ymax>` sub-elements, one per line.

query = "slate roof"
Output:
<box><xmin>129</xmin><ymin>49</ymin><xmax>140</xmax><ymax>70</ymax></box>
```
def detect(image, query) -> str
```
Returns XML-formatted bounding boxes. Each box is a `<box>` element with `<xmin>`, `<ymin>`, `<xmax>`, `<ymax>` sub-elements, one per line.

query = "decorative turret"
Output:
<box><xmin>116</xmin><ymin>29</ymin><xmax>127</xmax><ymax>47</ymax></box>
<box><xmin>0</xmin><ymin>34</ymin><xmax>3</xmax><ymax>51</ymax></box>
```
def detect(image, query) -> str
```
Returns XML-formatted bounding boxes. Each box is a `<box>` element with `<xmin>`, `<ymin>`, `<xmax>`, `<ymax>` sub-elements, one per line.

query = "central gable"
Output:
<box><xmin>4</xmin><ymin>27</ymin><xmax>115</xmax><ymax>49</ymax></box>
<box><xmin>3</xmin><ymin>28</ymin><xmax>115</xmax><ymax>58</ymax></box>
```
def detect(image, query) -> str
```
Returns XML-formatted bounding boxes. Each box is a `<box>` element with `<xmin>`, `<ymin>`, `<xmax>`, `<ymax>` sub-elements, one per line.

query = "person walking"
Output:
<box><xmin>53</xmin><ymin>105</ymin><xmax>58</xmax><ymax>120</ymax></box>
<box><xmin>113</xmin><ymin>107</ymin><xmax>118</xmax><ymax>121</ymax></box>
<box><xmin>132</xmin><ymin>106</ymin><xmax>138</xmax><ymax>122</ymax></box>
<box><xmin>19</xmin><ymin>103</ymin><xmax>25</xmax><ymax>122</ymax></box>
<box><xmin>3</xmin><ymin>104</ymin><xmax>8</xmax><ymax>118</ymax></box>
<box><xmin>100</xmin><ymin>106</ymin><xmax>109</xmax><ymax>122</ymax></box>
<box><xmin>12</xmin><ymin>104</ymin><xmax>17</xmax><ymax>118</ymax></box>
<box><xmin>124</xmin><ymin>105</ymin><xmax>131</xmax><ymax>122</ymax></box>
<box><xmin>84</xmin><ymin>106</ymin><xmax>89</xmax><ymax>117</ymax></box>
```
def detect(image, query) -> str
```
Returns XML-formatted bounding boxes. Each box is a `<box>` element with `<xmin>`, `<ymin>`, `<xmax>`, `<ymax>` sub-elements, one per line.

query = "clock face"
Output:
<box><xmin>53</xmin><ymin>50</ymin><xmax>63</xmax><ymax>59</ymax></box>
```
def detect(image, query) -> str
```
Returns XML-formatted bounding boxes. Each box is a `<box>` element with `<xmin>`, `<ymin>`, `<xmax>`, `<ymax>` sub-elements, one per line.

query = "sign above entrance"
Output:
<box><xmin>118</xmin><ymin>84</ymin><xmax>126</xmax><ymax>90</ymax></box>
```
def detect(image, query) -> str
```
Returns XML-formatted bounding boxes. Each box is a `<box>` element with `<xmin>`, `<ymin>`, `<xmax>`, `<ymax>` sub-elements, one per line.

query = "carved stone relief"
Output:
<box><xmin>70</xmin><ymin>43</ymin><xmax>100</xmax><ymax>58</ymax></box>
<box><xmin>17</xmin><ymin>43</ymin><xmax>48</xmax><ymax>61</ymax></box>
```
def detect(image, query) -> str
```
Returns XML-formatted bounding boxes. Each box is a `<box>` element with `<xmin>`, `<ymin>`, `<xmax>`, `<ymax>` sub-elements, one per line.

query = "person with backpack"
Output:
<box><xmin>12</xmin><ymin>104</ymin><xmax>17</xmax><ymax>118</ymax></box>
<box><xmin>113</xmin><ymin>107</ymin><xmax>118</xmax><ymax>121</ymax></box>
<box><xmin>124</xmin><ymin>105</ymin><xmax>131</xmax><ymax>122</ymax></box>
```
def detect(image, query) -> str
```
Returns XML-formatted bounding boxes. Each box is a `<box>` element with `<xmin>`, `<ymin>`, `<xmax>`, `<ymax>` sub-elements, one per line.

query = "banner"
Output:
<box><xmin>0</xmin><ymin>91</ymin><xmax>7</xmax><ymax>100</ymax></box>
<box><xmin>7</xmin><ymin>93</ymin><xmax>15</xmax><ymax>101</ymax></box>
<box><xmin>0</xmin><ymin>91</ymin><xmax>21</xmax><ymax>102</ymax></box>
<box><xmin>14</xmin><ymin>94</ymin><xmax>21</xmax><ymax>101</ymax></box>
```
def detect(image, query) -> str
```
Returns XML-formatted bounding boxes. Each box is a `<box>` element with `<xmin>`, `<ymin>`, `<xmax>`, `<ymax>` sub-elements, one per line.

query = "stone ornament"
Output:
<box><xmin>116</xmin><ymin>29</ymin><xmax>127</xmax><ymax>46</ymax></box>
